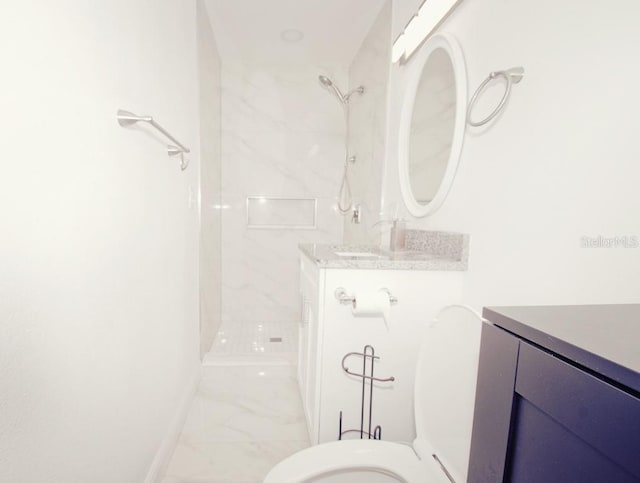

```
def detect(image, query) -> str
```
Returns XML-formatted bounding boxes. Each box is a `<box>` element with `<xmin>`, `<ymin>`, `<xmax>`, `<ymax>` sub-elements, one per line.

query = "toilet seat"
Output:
<box><xmin>265</xmin><ymin>305</ymin><xmax>482</xmax><ymax>483</ymax></box>
<box><xmin>264</xmin><ymin>439</ymin><xmax>449</xmax><ymax>483</ymax></box>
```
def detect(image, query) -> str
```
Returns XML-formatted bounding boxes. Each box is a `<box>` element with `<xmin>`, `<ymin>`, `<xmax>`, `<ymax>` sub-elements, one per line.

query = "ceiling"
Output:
<box><xmin>203</xmin><ymin>0</ymin><xmax>388</xmax><ymax>66</ymax></box>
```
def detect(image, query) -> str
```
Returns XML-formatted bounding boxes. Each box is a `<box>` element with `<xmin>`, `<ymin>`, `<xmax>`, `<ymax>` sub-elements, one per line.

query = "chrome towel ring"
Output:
<box><xmin>467</xmin><ymin>66</ymin><xmax>525</xmax><ymax>127</ymax></box>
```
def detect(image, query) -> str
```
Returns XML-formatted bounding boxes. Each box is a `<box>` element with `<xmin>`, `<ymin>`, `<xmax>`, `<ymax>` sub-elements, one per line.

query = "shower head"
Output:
<box><xmin>318</xmin><ymin>75</ymin><xmax>333</xmax><ymax>87</ymax></box>
<box><xmin>318</xmin><ymin>74</ymin><xmax>345</xmax><ymax>104</ymax></box>
<box><xmin>318</xmin><ymin>74</ymin><xmax>364</xmax><ymax>105</ymax></box>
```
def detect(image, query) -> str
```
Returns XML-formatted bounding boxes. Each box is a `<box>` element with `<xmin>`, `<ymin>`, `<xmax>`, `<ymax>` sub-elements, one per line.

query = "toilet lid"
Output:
<box><xmin>413</xmin><ymin>305</ymin><xmax>483</xmax><ymax>483</ymax></box>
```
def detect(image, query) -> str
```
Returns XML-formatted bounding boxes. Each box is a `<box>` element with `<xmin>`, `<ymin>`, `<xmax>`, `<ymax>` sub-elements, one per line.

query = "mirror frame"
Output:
<box><xmin>398</xmin><ymin>33</ymin><xmax>467</xmax><ymax>218</ymax></box>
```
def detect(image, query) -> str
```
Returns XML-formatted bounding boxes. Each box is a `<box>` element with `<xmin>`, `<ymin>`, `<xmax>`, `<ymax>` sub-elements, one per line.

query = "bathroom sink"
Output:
<box><xmin>333</xmin><ymin>251</ymin><xmax>381</xmax><ymax>258</ymax></box>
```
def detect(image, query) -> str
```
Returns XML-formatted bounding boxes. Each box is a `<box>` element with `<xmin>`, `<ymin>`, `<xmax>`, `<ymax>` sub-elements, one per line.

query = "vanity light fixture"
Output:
<box><xmin>392</xmin><ymin>0</ymin><xmax>462</xmax><ymax>64</ymax></box>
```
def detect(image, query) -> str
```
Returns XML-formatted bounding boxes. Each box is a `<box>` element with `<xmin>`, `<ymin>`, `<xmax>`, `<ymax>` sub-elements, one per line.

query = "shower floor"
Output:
<box><xmin>203</xmin><ymin>321</ymin><xmax>299</xmax><ymax>366</ymax></box>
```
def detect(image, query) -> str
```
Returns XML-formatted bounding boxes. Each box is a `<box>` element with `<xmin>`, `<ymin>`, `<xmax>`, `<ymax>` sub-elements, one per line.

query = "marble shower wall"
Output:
<box><xmin>198</xmin><ymin>0</ymin><xmax>223</xmax><ymax>358</ymax></box>
<box><xmin>221</xmin><ymin>63</ymin><xmax>347</xmax><ymax>323</ymax></box>
<box><xmin>343</xmin><ymin>1</ymin><xmax>392</xmax><ymax>245</ymax></box>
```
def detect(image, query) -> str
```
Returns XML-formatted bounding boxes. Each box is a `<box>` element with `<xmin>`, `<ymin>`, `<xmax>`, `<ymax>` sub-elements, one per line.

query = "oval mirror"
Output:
<box><xmin>398</xmin><ymin>33</ymin><xmax>467</xmax><ymax>217</ymax></box>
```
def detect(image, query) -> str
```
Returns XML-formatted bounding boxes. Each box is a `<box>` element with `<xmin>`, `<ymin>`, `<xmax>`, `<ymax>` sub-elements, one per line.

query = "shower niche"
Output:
<box><xmin>246</xmin><ymin>197</ymin><xmax>317</xmax><ymax>229</ymax></box>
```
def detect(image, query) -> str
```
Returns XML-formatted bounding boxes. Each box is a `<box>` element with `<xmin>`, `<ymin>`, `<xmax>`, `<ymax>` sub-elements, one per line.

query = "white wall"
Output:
<box><xmin>220</xmin><ymin>63</ymin><xmax>347</xmax><ymax>324</ymax></box>
<box><xmin>384</xmin><ymin>0</ymin><xmax>640</xmax><ymax>309</ymax></box>
<box><xmin>0</xmin><ymin>1</ymin><xmax>201</xmax><ymax>481</ymax></box>
<box><xmin>197</xmin><ymin>0</ymin><xmax>223</xmax><ymax>357</ymax></box>
<box><xmin>344</xmin><ymin>0</ymin><xmax>392</xmax><ymax>245</ymax></box>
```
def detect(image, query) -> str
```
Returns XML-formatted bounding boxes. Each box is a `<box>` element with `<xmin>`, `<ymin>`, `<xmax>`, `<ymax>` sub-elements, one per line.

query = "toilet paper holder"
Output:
<box><xmin>334</xmin><ymin>287</ymin><xmax>398</xmax><ymax>306</ymax></box>
<box><xmin>338</xmin><ymin>345</ymin><xmax>395</xmax><ymax>441</ymax></box>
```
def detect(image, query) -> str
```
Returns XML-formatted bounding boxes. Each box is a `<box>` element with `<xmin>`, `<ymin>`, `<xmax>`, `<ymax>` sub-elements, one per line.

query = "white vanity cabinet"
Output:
<box><xmin>298</xmin><ymin>246</ymin><xmax>465</xmax><ymax>445</ymax></box>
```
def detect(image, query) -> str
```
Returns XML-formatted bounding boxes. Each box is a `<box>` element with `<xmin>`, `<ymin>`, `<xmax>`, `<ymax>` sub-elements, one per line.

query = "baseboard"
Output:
<box><xmin>144</xmin><ymin>364</ymin><xmax>202</xmax><ymax>483</ymax></box>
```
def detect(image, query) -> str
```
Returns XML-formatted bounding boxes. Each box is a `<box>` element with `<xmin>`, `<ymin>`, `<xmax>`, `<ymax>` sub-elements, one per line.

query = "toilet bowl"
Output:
<box><xmin>264</xmin><ymin>305</ymin><xmax>482</xmax><ymax>483</ymax></box>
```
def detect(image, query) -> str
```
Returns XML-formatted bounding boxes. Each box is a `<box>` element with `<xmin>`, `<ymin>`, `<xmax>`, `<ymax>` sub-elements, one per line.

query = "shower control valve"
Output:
<box><xmin>352</xmin><ymin>204</ymin><xmax>361</xmax><ymax>224</ymax></box>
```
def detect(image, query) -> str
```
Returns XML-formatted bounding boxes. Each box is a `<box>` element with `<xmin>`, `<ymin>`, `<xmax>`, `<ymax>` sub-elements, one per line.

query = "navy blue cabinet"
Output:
<box><xmin>468</xmin><ymin>305</ymin><xmax>640</xmax><ymax>483</ymax></box>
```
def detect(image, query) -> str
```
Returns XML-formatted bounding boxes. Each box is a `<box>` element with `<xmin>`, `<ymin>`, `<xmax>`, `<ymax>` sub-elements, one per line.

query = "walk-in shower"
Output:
<box><xmin>318</xmin><ymin>75</ymin><xmax>364</xmax><ymax>215</ymax></box>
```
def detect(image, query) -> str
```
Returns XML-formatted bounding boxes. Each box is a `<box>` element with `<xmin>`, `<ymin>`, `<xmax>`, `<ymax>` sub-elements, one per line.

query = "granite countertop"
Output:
<box><xmin>299</xmin><ymin>242</ymin><xmax>468</xmax><ymax>271</ymax></box>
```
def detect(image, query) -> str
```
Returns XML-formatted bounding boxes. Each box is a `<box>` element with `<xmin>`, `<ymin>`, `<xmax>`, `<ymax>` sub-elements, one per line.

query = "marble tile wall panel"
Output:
<box><xmin>343</xmin><ymin>1</ymin><xmax>392</xmax><ymax>245</ymax></box>
<box><xmin>198</xmin><ymin>0</ymin><xmax>223</xmax><ymax>358</ymax></box>
<box><xmin>222</xmin><ymin>195</ymin><xmax>342</xmax><ymax>323</ymax></box>
<box><xmin>221</xmin><ymin>63</ymin><xmax>347</xmax><ymax>324</ymax></box>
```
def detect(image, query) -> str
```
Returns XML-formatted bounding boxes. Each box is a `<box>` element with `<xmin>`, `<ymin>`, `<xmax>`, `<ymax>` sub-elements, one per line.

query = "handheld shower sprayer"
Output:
<box><xmin>318</xmin><ymin>75</ymin><xmax>336</xmax><ymax>89</ymax></box>
<box><xmin>318</xmin><ymin>75</ymin><xmax>364</xmax><ymax>105</ymax></box>
<box><xmin>318</xmin><ymin>74</ymin><xmax>365</xmax><ymax>217</ymax></box>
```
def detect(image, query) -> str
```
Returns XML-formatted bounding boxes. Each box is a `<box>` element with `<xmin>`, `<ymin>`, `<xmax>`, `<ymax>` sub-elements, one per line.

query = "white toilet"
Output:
<box><xmin>264</xmin><ymin>305</ymin><xmax>482</xmax><ymax>483</ymax></box>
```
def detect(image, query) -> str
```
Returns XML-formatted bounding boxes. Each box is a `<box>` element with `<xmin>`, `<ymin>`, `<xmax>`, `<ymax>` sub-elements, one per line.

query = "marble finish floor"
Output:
<box><xmin>162</xmin><ymin>364</ymin><xmax>309</xmax><ymax>483</ymax></box>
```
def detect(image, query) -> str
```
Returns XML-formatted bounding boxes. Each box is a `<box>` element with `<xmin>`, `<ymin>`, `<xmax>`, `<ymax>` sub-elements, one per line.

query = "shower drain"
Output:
<box><xmin>269</xmin><ymin>337</ymin><xmax>283</xmax><ymax>343</ymax></box>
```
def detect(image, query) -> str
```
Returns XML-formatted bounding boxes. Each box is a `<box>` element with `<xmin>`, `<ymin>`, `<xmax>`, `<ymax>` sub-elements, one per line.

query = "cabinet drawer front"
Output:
<box><xmin>515</xmin><ymin>342</ymin><xmax>640</xmax><ymax>479</ymax></box>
